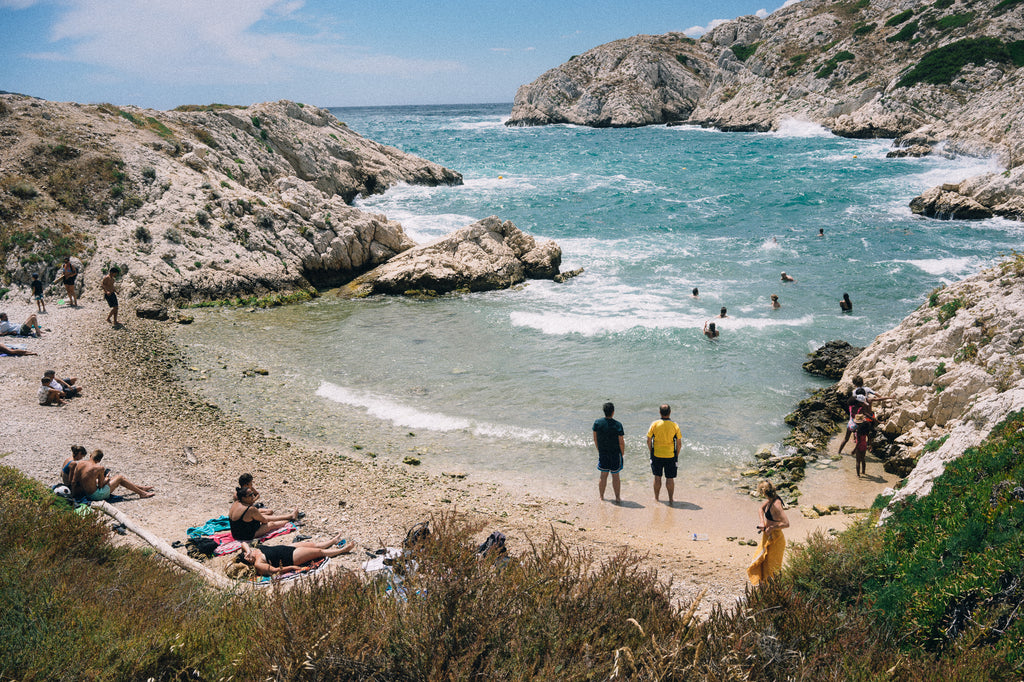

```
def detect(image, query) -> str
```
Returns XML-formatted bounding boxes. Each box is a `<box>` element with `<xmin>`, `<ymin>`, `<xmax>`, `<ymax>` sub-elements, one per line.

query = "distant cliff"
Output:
<box><xmin>0</xmin><ymin>96</ymin><xmax>462</xmax><ymax>304</ymax></box>
<box><xmin>507</xmin><ymin>0</ymin><xmax>1024</xmax><ymax>220</ymax></box>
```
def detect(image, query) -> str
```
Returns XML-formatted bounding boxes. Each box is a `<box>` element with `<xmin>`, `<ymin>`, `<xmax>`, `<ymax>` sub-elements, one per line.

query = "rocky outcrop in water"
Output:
<box><xmin>346</xmin><ymin>216</ymin><xmax>562</xmax><ymax>296</ymax></box>
<box><xmin>802</xmin><ymin>340</ymin><xmax>864</xmax><ymax>380</ymax></box>
<box><xmin>0</xmin><ymin>96</ymin><xmax>462</xmax><ymax>304</ymax></box>
<box><xmin>507</xmin><ymin>0</ymin><xmax>1024</xmax><ymax>220</ymax></box>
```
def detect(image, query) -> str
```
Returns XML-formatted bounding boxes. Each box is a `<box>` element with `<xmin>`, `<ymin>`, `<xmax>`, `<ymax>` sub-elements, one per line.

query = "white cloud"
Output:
<box><xmin>684</xmin><ymin>18</ymin><xmax>730</xmax><ymax>38</ymax></box>
<box><xmin>490</xmin><ymin>47</ymin><xmax>512</xmax><ymax>53</ymax></box>
<box><xmin>756</xmin><ymin>9</ymin><xmax>769</xmax><ymax>18</ymax></box>
<box><xmin>36</xmin><ymin>0</ymin><xmax>460</xmax><ymax>85</ymax></box>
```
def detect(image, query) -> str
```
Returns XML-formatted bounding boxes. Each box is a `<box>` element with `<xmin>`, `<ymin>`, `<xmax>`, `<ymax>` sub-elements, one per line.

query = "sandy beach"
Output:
<box><xmin>0</xmin><ymin>295</ymin><xmax>899</xmax><ymax>612</ymax></box>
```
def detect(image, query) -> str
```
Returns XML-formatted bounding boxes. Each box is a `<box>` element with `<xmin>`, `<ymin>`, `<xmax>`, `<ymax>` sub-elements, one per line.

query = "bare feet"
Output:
<box><xmin>139</xmin><ymin>491</ymin><xmax>155</xmax><ymax>499</ymax></box>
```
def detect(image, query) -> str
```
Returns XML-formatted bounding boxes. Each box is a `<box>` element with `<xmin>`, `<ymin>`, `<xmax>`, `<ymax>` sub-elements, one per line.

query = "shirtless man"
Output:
<box><xmin>101</xmin><ymin>267</ymin><xmax>120</xmax><ymax>326</ymax></box>
<box><xmin>72</xmin><ymin>449</ymin><xmax>154</xmax><ymax>501</ymax></box>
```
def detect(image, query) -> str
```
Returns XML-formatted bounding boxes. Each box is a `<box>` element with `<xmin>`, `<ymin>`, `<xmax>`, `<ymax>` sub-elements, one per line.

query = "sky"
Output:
<box><xmin>0</xmin><ymin>0</ymin><xmax>797</xmax><ymax>110</ymax></box>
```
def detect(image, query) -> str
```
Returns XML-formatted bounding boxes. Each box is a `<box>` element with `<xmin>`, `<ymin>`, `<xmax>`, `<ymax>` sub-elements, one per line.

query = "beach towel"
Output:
<box><xmin>249</xmin><ymin>556</ymin><xmax>330</xmax><ymax>585</ymax></box>
<box><xmin>211</xmin><ymin>523</ymin><xmax>297</xmax><ymax>556</ymax></box>
<box><xmin>186</xmin><ymin>515</ymin><xmax>232</xmax><ymax>538</ymax></box>
<box><xmin>747</xmin><ymin>528</ymin><xmax>786</xmax><ymax>586</ymax></box>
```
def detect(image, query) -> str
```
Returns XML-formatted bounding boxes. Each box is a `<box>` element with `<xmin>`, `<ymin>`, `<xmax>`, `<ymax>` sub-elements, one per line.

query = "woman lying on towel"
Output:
<box><xmin>228</xmin><ymin>485</ymin><xmax>300</xmax><ymax>541</ymax></box>
<box><xmin>234</xmin><ymin>532</ymin><xmax>354</xmax><ymax>577</ymax></box>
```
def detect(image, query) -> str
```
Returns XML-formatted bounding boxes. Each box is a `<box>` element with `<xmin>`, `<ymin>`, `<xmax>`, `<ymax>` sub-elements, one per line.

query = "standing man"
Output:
<box><xmin>646</xmin><ymin>404</ymin><xmax>681</xmax><ymax>504</ymax></box>
<box><xmin>592</xmin><ymin>402</ymin><xmax>625</xmax><ymax>503</ymax></box>
<box><xmin>101</xmin><ymin>266</ymin><xmax>120</xmax><ymax>326</ymax></box>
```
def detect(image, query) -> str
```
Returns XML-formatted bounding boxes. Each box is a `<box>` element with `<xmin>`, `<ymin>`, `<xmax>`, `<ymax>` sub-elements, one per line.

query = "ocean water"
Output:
<box><xmin>176</xmin><ymin>103</ymin><xmax>1023</xmax><ymax>497</ymax></box>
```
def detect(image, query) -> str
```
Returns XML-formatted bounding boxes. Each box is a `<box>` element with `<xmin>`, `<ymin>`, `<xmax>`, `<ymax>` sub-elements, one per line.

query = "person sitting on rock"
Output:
<box><xmin>230</xmin><ymin>532</ymin><xmax>354</xmax><ymax>578</ymax></box>
<box><xmin>38</xmin><ymin>377</ymin><xmax>66</xmax><ymax>406</ymax></box>
<box><xmin>0</xmin><ymin>312</ymin><xmax>42</xmax><ymax>337</ymax></box>
<box><xmin>44</xmin><ymin>369</ymin><xmax>81</xmax><ymax>398</ymax></box>
<box><xmin>229</xmin><ymin>485</ymin><xmax>300</xmax><ymax>542</ymax></box>
<box><xmin>72</xmin><ymin>449</ymin><xmax>155</xmax><ymax>501</ymax></box>
<box><xmin>61</xmin><ymin>445</ymin><xmax>88</xmax><ymax>488</ymax></box>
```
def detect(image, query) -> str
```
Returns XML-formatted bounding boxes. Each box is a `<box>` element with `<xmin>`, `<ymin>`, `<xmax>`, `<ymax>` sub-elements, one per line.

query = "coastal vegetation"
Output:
<box><xmin>5</xmin><ymin>410</ymin><xmax>1024</xmax><ymax>679</ymax></box>
<box><xmin>897</xmin><ymin>37</ymin><xmax>1024</xmax><ymax>88</ymax></box>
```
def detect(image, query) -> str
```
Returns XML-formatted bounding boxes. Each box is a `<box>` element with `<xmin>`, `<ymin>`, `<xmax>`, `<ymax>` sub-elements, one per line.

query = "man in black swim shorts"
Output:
<box><xmin>101</xmin><ymin>267</ymin><xmax>120</xmax><ymax>326</ymax></box>
<box><xmin>592</xmin><ymin>402</ymin><xmax>624</xmax><ymax>502</ymax></box>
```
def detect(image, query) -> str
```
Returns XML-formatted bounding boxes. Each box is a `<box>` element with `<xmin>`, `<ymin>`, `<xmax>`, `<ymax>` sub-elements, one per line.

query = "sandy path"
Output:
<box><xmin>0</xmin><ymin>295</ymin><xmax>894</xmax><ymax>613</ymax></box>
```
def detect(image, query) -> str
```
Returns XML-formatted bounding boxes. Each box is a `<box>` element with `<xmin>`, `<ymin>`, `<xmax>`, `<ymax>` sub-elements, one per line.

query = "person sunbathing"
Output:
<box><xmin>72</xmin><ymin>449</ymin><xmax>155</xmax><ymax>501</ymax></box>
<box><xmin>61</xmin><ymin>444</ymin><xmax>88</xmax><ymax>487</ymax></box>
<box><xmin>0</xmin><ymin>343</ymin><xmax>36</xmax><ymax>356</ymax></box>
<box><xmin>229</xmin><ymin>486</ymin><xmax>300</xmax><ymax>542</ymax></box>
<box><xmin>0</xmin><ymin>312</ymin><xmax>42</xmax><ymax>337</ymax></box>
<box><xmin>234</xmin><ymin>533</ymin><xmax>354</xmax><ymax>577</ymax></box>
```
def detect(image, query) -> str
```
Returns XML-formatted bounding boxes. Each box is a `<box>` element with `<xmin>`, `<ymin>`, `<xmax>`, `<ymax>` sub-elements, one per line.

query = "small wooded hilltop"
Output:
<box><xmin>0</xmin><ymin>97</ymin><xmax>466</xmax><ymax>305</ymax></box>
<box><xmin>507</xmin><ymin>0</ymin><xmax>1024</xmax><ymax>220</ymax></box>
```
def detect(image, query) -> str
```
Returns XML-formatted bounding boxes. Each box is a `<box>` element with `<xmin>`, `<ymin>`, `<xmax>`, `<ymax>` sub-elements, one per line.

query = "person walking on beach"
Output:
<box><xmin>31</xmin><ymin>273</ymin><xmax>46</xmax><ymax>313</ymax></box>
<box><xmin>101</xmin><ymin>267</ymin><xmax>120</xmax><ymax>327</ymax></box>
<box><xmin>592</xmin><ymin>402</ymin><xmax>625</xmax><ymax>503</ymax></box>
<box><xmin>57</xmin><ymin>256</ymin><xmax>78</xmax><ymax>307</ymax></box>
<box><xmin>646</xmin><ymin>404</ymin><xmax>681</xmax><ymax>504</ymax></box>
<box><xmin>747</xmin><ymin>480</ymin><xmax>789</xmax><ymax>585</ymax></box>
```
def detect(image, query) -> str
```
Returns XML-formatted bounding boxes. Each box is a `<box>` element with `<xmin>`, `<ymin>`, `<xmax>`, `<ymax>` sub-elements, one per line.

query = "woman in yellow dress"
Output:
<box><xmin>747</xmin><ymin>480</ymin><xmax>790</xmax><ymax>585</ymax></box>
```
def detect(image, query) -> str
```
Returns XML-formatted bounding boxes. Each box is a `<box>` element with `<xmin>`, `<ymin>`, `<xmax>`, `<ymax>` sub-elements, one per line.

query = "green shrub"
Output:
<box><xmin>954</xmin><ymin>343</ymin><xmax>978</xmax><ymax>362</ymax></box>
<box><xmin>887</xmin><ymin>20</ymin><xmax>918</xmax><ymax>42</ymax></box>
<box><xmin>994</xmin><ymin>0</ymin><xmax>1024</xmax><ymax>13</ymax></box>
<box><xmin>144</xmin><ymin>116</ymin><xmax>174</xmax><ymax>140</ymax></box>
<box><xmin>938</xmin><ymin>297</ymin><xmax>965</xmax><ymax>322</ymax></box>
<box><xmin>250</xmin><ymin>115</ymin><xmax>261</xmax><ymax>128</ymax></box>
<box><xmin>928</xmin><ymin>286</ymin><xmax>944</xmax><ymax>307</ymax></box>
<box><xmin>935</xmin><ymin>361</ymin><xmax>947</xmax><ymax>377</ymax></box>
<box><xmin>816</xmin><ymin>50</ymin><xmax>855</xmax><ymax>78</ymax></box>
<box><xmin>141</xmin><ymin>166</ymin><xmax>156</xmax><ymax>182</ymax></box>
<box><xmin>675</xmin><ymin>53</ymin><xmax>688</xmax><ymax>66</ymax></box>
<box><xmin>164</xmin><ymin>226</ymin><xmax>182</xmax><ymax>243</ymax></box>
<box><xmin>731</xmin><ymin>42</ymin><xmax>760</xmax><ymax>61</ymax></box>
<box><xmin>923</xmin><ymin>434</ymin><xmax>950</xmax><ymax>453</ymax></box>
<box><xmin>934</xmin><ymin>0</ymin><xmax>954</xmax><ymax>7</ymax></box>
<box><xmin>134</xmin><ymin>224</ymin><xmax>151</xmax><ymax>242</ymax></box>
<box><xmin>886</xmin><ymin>8</ymin><xmax>915</xmax><ymax>26</ymax></box>
<box><xmin>935</xmin><ymin>11</ymin><xmax>974</xmax><ymax>30</ymax></box>
<box><xmin>898</xmin><ymin>38</ymin><xmax>1024</xmax><ymax>87</ymax></box>
<box><xmin>848</xmin><ymin>72</ymin><xmax>870</xmax><ymax>85</ymax></box>
<box><xmin>853</xmin><ymin>22</ymin><xmax>877</xmax><ymax>36</ymax></box>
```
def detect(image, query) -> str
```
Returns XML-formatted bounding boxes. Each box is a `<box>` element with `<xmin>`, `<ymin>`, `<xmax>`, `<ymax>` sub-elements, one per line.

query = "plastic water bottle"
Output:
<box><xmin>691</xmin><ymin>533</ymin><xmax>709</xmax><ymax>541</ymax></box>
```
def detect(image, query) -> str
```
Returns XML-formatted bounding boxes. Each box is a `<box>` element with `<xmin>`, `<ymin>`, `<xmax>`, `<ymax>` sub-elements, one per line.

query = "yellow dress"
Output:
<box><xmin>747</xmin><ymin>527</ymin><xmax>785</xmax><ymax>585</ymax></box>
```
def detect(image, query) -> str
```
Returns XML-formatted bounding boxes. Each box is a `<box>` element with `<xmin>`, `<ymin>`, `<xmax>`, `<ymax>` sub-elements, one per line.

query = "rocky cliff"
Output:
<box><xmin>507</xmin><ymin>0</ymin><xmax>1024</xmax><ymax>219</ymax></box>
<box><xmin>0</xmin><ymin>96</ymin><xmax>464</xmax><ymax>304</ymax></box>
<box><xmin>835</xmin><ymin>256</ymin><xmax>1024</xmax><ymax>507</ymax></box>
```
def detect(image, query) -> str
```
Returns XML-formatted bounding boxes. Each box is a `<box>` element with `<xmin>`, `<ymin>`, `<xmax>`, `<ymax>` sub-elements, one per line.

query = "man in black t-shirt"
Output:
<box><xmin>592</xmin><ymin>402</ymin><xmax>625</xmax><ymax>502</ymax></box>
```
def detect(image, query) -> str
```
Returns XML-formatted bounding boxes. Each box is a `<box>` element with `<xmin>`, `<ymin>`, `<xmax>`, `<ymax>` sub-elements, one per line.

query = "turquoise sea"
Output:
<box><xmin>177</xmin><ymin>103</ymin><xmax>1022</xmax><ymax>497</ymax></box>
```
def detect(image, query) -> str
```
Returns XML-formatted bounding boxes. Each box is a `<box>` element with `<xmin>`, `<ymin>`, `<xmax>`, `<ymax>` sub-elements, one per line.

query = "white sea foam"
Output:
<box><xmin>769</xmin><ymin>118</ymin><xmax>833</xmax><ymax>138</ymax></box>
<box><xmin>894</xmin><ymin>257</ymin><xmax>979</xmax><ymax>276</ymax></box>
<box><xmin>449</xmin><ymin>117</ymin><xmax>507</xmax><ymax>130</ymax></box>
<box><xmin>316</xmin><ymin>381</ymin><xmax>579</xmax><ymax>445</ymax></box>
<box><xmin>509</xmin><ymin>310</ymin><xmax>814</xmax><ymax>336</ymax></box>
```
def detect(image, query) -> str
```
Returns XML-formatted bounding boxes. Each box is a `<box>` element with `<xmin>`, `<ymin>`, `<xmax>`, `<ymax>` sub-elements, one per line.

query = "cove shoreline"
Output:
<box><xmin>0</xmin><ymin>297</ymin><xmax>896</xmax><ymax>614</ymax></box>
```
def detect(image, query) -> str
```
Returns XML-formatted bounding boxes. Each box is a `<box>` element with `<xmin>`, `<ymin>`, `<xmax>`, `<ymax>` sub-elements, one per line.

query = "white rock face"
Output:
<box><xmin>0</xmin><ymin>96</ymin><xmax>462</xmax><ymax>303</ymax></box>
<box><xmin>831</xmin><ymin>260</ymin><xmax>1024</xmax><ymax>511</ymax></box>
<box><xmin>349</xmin><ymin>216</ymin><xmax>562</xmax><ymax>295</ymax></box>
<box><xmin>507</xmin><ymin>0</ymin><xmax>1024</xmax><ymax>218</ymax></box>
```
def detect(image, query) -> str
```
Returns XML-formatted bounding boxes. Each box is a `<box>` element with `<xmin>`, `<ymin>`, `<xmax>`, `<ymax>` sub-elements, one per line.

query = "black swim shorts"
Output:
<box><xmin>650</xmin><ymin>455</ymin><xmax>678</xmax><ymax>479</ymax></box>
<box><xmin>104</xmin><ymin>292</ymin><xmax>118</xmax><ymax>308</ymax></box>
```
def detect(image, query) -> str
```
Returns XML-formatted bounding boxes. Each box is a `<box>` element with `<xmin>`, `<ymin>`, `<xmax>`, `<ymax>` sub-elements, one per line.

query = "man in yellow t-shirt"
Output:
<box><xmin>646</xmin><ymin>404</ymin><xmax>681</xmax><ymax>504</ymax></box>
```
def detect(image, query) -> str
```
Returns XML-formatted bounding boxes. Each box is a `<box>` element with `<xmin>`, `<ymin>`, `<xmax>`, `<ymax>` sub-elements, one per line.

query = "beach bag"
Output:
<box><xmin>477</xmin><ymin>531</ymin><xmax>507</xmax><ymax>557</ymax></box>
<box><xmin>186</xmin><ymin>536</ymin><xmax>218</xmax><ymax>559</ymax></box>
<box><xmin>404</xmin><ymin>520</ymin><xmax>430</xmax><ymax>548</ymax></box>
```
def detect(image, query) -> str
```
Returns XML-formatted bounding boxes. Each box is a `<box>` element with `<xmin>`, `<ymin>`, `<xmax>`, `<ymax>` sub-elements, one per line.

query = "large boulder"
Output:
<box><xmin>348</xmin><ymin>217</ymin><xmax>561</xmax><ymax>296</ymax></box>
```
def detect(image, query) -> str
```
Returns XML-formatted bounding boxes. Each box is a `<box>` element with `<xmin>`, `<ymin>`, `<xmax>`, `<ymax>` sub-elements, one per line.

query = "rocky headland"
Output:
<box><xmin>507</xmin><ymin>0</ymin><xmax>1024</xmax><ymax>220</ymax></box>
<box><xmin>0</xmin><ymin>95</ymin><xmax>563</xmax><ymax>306</ymax></box>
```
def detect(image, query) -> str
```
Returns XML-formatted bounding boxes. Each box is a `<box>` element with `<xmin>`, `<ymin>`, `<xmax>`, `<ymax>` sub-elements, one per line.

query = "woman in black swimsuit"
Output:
<box><xmin>228</xmin><ymin>486</ymin><xmax>300</xmax><ymax>541</ymax></box>
<box><xmin>236</xmin><ymin>531</ymin><xmax>354</xmax><ymax>576</ymax></box>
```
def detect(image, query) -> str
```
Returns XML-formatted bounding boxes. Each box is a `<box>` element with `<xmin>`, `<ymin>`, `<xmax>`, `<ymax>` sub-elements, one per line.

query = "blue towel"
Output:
<box><xmin>186</xmin><ymin>515</ymin><xmax>231</xmax><ymax>538</ymax></box>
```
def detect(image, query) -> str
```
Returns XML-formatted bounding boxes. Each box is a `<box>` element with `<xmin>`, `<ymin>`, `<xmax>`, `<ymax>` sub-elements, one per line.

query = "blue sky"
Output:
<box><xmin>0</xmin><ymin>0</ymin><xmax>796</xmax><ymax>110</ymax></box>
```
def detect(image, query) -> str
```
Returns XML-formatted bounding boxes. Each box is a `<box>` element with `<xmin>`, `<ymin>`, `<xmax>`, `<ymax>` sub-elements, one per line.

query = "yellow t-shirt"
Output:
<box><xmin>647</xmin><ymin>419</ymin><xmax>681</xmax><ymax>459</ymax></box>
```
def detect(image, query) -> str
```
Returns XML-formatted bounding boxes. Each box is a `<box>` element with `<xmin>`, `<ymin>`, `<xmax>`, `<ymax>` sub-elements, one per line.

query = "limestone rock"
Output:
<box><xmin>348</xmin><ymin>216</ymin><xmax>562</xmax><ymax>296</ymax></box>
<box><xmin>507</xmin><ymin>0</ymin><xmax>1024</xmax><ymax>221</ymax></box>
<box><xmin>802</xmin><ymin>340</ymin><xmax>864</xmax><ymax>380</ymax></box>
<box><xmin>0</xmin><ymin>96</ymin><xmax>462</xmax><ymax>305</ymax></box>
<box><xmin>910</xmin><ymin>187</ymin><xmax>994</xmax><ymax>220</ymax></box>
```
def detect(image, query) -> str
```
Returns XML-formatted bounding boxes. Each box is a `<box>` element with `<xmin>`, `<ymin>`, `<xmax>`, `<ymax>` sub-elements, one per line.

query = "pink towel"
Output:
<box><xmin>213</xmin><ymin>522</ymin><xmax>296</xmax><ymax>556</ymax></box>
